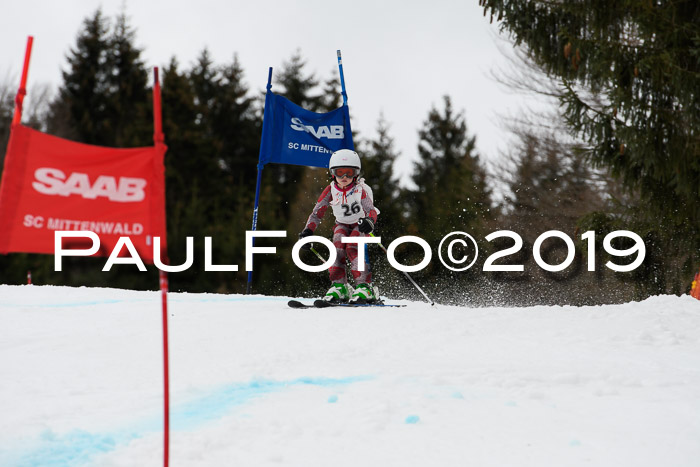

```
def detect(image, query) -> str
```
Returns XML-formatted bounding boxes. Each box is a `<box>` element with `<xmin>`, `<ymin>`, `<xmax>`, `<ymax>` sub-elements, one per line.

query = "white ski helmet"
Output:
<box><xmin>329</xmin><ymin>149</ymin><xmax>361</xmax><ymax>174</ymax></box>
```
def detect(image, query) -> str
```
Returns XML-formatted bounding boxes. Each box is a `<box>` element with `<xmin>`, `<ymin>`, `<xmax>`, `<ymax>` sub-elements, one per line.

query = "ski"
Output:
<box><xmin>313</xmin><ymin>299</ymin><xmax>406</xmax><ymax>308</ymax></box>
<box><xmin>287</xmin><ymin>300</ymin><xmax>316</xmax><ymax>309</ymax></box>
<box><xmin>287</xmin><ymin>299</ymin><xmax>406</xmax><ymax>309</ymax></box>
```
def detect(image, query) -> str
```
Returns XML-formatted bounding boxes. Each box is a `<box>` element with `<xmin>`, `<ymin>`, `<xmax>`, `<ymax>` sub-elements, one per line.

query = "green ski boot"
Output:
<box><xmin>349</xmin><ymin>283</ymin><xmax>380</xmax><ymax>304</ymax></box>
<box><xmin>323</xmin><ymin>283</ymin><xmax>353</xmax><ymax>303</ymax></box>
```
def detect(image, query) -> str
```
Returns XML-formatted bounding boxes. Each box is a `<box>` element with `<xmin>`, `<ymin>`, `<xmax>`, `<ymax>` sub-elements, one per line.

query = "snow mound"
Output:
<box><xmin>1</xmin><ymin>285</ymin><xmax>699</xmax><ymax>466</ymax></box>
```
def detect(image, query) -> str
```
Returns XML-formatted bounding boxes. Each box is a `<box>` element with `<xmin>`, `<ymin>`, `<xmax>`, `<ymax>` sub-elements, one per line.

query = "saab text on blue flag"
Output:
<box><xmin>258</xmin><ymin>92</ymin><xmax>353</xmax><ymax>169</ymax></box>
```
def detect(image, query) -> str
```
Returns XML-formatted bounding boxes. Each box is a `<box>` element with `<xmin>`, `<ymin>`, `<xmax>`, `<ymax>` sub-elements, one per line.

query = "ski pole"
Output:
<box><xmin>309</xmin><ymin>246</ymin><xmax>327</xmax><ymax>264</ymax></box>
<box><xmin>369</xmin><ymin>233</ymin><xmax>435</xmax><ymax>306</ymax></box>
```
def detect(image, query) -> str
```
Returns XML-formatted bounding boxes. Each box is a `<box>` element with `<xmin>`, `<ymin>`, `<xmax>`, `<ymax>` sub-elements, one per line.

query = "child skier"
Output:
<box><xmin>299</xmin><ymin>149</ymin><xmax>380</xmax><ymax>303</ymax></box>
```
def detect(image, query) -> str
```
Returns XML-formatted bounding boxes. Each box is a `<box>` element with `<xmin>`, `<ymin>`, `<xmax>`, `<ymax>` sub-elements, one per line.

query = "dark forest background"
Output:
<box><xmin>1</xmin><ymin>4</ymin><xmax>698</xmax><ymax>306</ymax></box>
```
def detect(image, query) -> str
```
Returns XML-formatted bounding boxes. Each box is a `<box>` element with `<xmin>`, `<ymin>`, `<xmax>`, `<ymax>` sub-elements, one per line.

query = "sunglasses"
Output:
<box><xmin>332</xmin><ymin>167</ymin><xmax>358</xmax><ymax>178</ymax></box>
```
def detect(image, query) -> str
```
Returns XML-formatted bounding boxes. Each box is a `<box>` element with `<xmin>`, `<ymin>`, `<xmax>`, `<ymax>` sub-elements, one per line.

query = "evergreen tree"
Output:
<box><xmin>200</xmin><ymin>54</ymin><xmax>261</xmax><ymax>293</ymax></box>
<box><xmin>410</xmin><ymin>96</ymin><xmax>490</xmax><ymax>245</ymax></box>
<box><xmin>319</xmin><ymin>69</ymin><xmax>342</xmax><ymax>112</ymax></box>
<box><xmin>276</xmin><ymin>50</ymin><xmax>324</xmax><ymax>111</ymax></box>
<box><xmin>398</xmin><ymin>96</ymin><xmax>492</xmax><ymax>302</ymax></box>
<box><xmin>186</xmin><ymin>49</ymin><xmax>229</xmax><ymax>203</ymax></box>
<box><xmin>363</xmin><ymin>114</ymin><xmax>404</xmax><ymax>237</ymax></box>
<box><xmin>105</xmin><ymin>11</ymin><xmax>150</xmax><ymax>147</ymax></box>
<box><xmin>161</xmin><ymin>57</ymin><xmax>200</xmax><ymax>206</ymax></box>
<box><xmin>211</xmin><ymin>54</ymin><xmax>260</xmax><ymax>189</ymax></box>
<box><xmin>190</xmin><ymin>49</ymin><xmax>218</xmax><ymax>121</ymax></box>
<box><xmin>160</xmin><ymin>57</ymin><xmax>210</xmax><ymax>292</ymax></box>
<box><xmin>359</xmin><ymin>115</ymin><xmax>410</xmax><ymax>297</ymax></box>
<box><xmin>47</xmin><ymin>9</ymin><xmax>150</xmax><ymax>149</ymax></box>
<box><xmin>47</xmin><ymin>9</ymin><xmax>111</xmax><ymax>144</ymax></box>
<box><xmin>158</xmin><ymin>52</ymin><xmax>261</xmax><ymax>293</ymax></box>
<box><xmin>480</xmin><ymin>0</ymin><xmax>700</xmax><ymax>242</ymax></box>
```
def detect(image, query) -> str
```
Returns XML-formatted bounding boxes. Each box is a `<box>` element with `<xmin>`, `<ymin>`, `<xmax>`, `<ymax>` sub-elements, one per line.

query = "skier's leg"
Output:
<box><xmin>324</xmin><ymin>223</ymin><xmax>352</xmax><ymax>301</ymax></box>
<box><xmin>346</xmin><ymin>228</ymin><xmax>372</xmax><ymax>284</ymax></box>
<box><xmin>348</xmin><ymin>227</ymin><xmax>378</xmax><ymax>302</ymax></box>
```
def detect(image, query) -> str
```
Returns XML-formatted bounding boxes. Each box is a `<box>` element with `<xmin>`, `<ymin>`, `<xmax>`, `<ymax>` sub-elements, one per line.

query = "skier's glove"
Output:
<box><xmin>298</xmin><ymin>228</ymin><xmax>313</xmax><ymax>250</ymax></box>
<box><xmin>357</xmin><ymin>218</ymin><xmax>374</xmax><ymax>234</ymax></box>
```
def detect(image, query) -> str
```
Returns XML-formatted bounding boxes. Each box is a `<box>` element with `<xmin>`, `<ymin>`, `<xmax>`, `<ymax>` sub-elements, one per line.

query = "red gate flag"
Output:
<box><xmin>0</xmin><ymin>124</ymin><xmax>167</xmax><ymax>263</ymax></box>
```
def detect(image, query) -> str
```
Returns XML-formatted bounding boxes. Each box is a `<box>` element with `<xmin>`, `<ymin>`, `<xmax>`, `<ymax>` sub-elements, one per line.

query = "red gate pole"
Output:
<box><xmin>12</xmin><ymin>36</ymin><xmax>33</xmax><ymax>126</ymax></box>
<box><xmin>159</xmin><ymin>269</ymin><xmax>170</xmax><ymax>467</ymax></box>
<box><xmin>153</xmin><ymin>66</ymin><xmax>170</xmax><ymax>467</ymax></box>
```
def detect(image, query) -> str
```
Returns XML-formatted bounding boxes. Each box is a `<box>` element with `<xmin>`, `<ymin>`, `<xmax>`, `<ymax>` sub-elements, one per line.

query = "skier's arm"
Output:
<box><xmin>304</xmin><ymin>185</ymin><xmax>332</xmax><ymax>232</ymax></box>
<box><xmin>360</xmin><ymin>189</ymin><xmax>378</xmax><ymax>223</ymax></box>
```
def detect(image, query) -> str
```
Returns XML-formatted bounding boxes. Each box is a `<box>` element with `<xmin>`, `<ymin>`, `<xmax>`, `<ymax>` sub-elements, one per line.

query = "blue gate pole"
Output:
<box><xmin>338</xmin><ymin>50</ymin><xmax>367</xmax><ymax>273</ymax></box>
<box><xmin>247</xmin><ymin>67</ymin><xmax>273</xmax><ymax>294</ymax></box>
<box><xmin>337</xmin><ymin>50</ymin><xmax>348</xmax><ymax>105</ymax></box>
<box><xmin>246</xmin><ymin>163</ymin><xmax>264</xmax><ymax>294</ymax></box>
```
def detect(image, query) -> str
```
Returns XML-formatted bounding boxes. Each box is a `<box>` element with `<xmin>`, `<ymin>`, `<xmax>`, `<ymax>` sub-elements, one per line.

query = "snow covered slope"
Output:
<box><xmin>1</xmin><ymin>285</ymin><xmax>699</xmax><ymax>466</ymax></box>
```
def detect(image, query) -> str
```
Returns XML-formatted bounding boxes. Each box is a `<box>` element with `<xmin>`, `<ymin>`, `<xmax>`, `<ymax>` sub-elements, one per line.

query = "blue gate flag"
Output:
<box><xmin>258</xmin><ymin>91</ymin><xmax>354</xmax><ymax>169</ymax></box>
